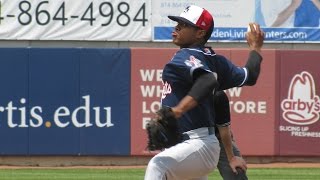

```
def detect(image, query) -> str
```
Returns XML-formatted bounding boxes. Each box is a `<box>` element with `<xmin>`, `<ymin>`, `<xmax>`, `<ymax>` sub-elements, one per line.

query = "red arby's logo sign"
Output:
<box><xmin>281</xmin><ymin>71</ymin><xmax>320</xmax><ymax>125</ymax></box>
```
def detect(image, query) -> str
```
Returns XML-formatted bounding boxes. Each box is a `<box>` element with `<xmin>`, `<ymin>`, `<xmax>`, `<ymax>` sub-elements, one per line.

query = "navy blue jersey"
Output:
<box><xmin>161</xmin><ymin>47</ymin><xmax>247</xmax><ymax>133</ymax></box>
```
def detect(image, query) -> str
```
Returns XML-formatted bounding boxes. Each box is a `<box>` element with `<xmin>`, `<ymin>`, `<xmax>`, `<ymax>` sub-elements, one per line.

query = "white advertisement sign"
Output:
<box><xmin>1</xmin><ymin>0</ymin><xmax>319</xmax><ymax>42</ymax></box>
<box><xmin>0</xmin><ymin>0</ymin><xmax>151</xmax><ymax>41</ymax></box>
<box><xmin>153</xmin><ymin>0</ymin><xmax>320</xmax><ymax>42</ymax></box>
<box><xmin>152</xmin><ymin>0</ymin><xmax>254</xmax><ymax>28</ymax></box>
<box><xmin>152</xmin><ymin>0</ymin><xmax>254</xmax><ymax>41</ymax></box>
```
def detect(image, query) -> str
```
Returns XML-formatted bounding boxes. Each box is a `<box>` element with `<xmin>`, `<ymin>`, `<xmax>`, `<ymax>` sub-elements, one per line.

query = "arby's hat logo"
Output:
<box><xmin>281</xmin><ymin>71</ymin><xmax>320</xmax><ymax>125</ymax></box>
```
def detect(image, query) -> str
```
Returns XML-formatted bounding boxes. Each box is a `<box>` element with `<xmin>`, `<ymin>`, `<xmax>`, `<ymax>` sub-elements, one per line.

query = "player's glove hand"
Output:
<box><xmin>146</xmin><ymin>106</ymin><xmax>181</xmax><ymax>151</ymax></box>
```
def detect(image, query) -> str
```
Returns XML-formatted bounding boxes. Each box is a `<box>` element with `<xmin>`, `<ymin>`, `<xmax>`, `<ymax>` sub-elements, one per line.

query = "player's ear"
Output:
<box><xmin>196</xmin><ymin>29</ymin><xmax>207</xmax><ymax>40</ymax></box>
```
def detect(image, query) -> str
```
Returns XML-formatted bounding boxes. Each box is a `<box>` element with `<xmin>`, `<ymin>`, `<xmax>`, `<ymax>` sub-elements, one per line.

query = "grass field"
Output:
<box><xmin>0</xmin><ymin>167</ymin><xmax>320</xmax><ymax>180</ymax></box>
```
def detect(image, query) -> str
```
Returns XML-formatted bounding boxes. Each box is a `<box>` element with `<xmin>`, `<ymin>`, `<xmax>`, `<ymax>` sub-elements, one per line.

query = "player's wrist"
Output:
<box><xmin>249</xmin><ymin>46</ymin><xmax>262</xmax><ymax>54</ymax></box>
<box><xmin>226</xmin><ymin>153</ymin><xmax>236</xmax><ymax>162</ymax></box>
<box><xmin>171</xmin><ymin>107</ymin><xmax>183</xmax><ymax>119</ymax></box>
<box><xmin>228</xmin><ymin>155</ymin><xmax>236</xmax><ymax>162</ymax></box>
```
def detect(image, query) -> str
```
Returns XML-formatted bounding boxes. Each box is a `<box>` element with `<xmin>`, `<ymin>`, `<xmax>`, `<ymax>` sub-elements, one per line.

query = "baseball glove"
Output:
<box><xmin>146</xmin><ymin>106</ymin><xmax>181</xmax><ymax>151</ymax></box>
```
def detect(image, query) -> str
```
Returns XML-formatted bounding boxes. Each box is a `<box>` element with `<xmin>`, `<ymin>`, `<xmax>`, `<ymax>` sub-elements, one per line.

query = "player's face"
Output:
<box><xmin>172</xmin><ymin>22</ymin><xmax>202</xmax><ymax>48</ymax></box>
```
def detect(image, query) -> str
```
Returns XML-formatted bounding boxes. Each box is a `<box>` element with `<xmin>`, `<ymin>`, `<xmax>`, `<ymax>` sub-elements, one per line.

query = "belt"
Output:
<box><xmin>182</xmin><ymin>127</ymin><xmax>215</xmax><ymax>141</ymax></box>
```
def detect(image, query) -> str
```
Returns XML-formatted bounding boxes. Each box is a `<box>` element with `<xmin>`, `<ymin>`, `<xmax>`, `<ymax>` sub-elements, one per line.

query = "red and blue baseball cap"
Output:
<box><xmin>168</xmin><ymin>5</ymin><xmax>214</xmax><ymax>31</ymax></box>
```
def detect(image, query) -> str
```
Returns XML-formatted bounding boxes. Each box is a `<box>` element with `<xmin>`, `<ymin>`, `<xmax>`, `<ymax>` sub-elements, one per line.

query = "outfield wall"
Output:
<box><xmin>0</xmin><ymin>48</ymin><xmax>319</xmax><ymax>157</ymax></box>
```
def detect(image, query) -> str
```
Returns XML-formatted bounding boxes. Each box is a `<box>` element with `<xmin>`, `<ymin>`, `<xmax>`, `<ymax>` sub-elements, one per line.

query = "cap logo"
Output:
<box><xmin>168</xmin><ymin>5</ymin><xmax>214</xmax><ymax>31</ymax></box>
<box><xmin>184</xmin><ymin>6</ymin><xmax>190</xmax><ymax>13</ymax></box>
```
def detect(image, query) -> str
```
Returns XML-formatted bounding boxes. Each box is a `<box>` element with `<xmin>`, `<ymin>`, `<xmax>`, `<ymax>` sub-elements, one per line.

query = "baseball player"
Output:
<box><xmin>214</xmin><ymin>91</ymin><xmax>248</xmax><ymax>180</ymax></box>
<box><xmin>144</xmin><ymin>5</ymin><xmax>264</xmax><ymax>180</ymax></box>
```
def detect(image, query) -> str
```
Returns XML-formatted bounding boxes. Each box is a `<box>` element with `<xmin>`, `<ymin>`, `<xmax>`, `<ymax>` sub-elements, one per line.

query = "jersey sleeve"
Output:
<box><xmin>214</xmin><ymin>55</ymin><xmax>248</xmax><ymax>90</ymax></box>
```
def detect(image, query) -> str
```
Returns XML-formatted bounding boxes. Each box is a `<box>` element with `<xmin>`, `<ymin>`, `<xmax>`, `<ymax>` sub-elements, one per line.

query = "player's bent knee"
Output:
<box><xmin>145</xmin><ymin>155</ymin><xmax>180</xmax><ymax>180</ymax></box>
<box><xmin>145</xmin><ymin>156</ymin><xmax>169</xmax><ymax>178</ymax></box>
<box><xmin>145</xmin><ymin>156</ymin><xmax>174</xmax><ymax>180</ymax></box>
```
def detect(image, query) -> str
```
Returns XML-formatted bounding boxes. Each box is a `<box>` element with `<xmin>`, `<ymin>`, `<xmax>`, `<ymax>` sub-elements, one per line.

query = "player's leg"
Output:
<box><xmin>217</xmin><ymin>140</ymin><xmax>248</xmax><ymax>180</ymax></box>
<box><xmin>144</xmin><ymin>134</ymin><xmax>220</xmax><ymax>180</ymax></box>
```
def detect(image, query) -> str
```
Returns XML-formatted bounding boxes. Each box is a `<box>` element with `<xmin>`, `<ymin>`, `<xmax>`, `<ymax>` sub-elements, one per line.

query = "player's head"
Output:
<box><xmin>168</xmin><ymin>5</ymin><xmax>214</xmax><ymax>48</ymax></box>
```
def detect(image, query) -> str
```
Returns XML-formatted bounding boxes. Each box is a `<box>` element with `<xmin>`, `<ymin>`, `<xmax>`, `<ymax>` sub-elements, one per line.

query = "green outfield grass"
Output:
<box><xmin>0</xmin><ymin>167</ymin><xmax>319</xmax><ymax>180</ymax></box>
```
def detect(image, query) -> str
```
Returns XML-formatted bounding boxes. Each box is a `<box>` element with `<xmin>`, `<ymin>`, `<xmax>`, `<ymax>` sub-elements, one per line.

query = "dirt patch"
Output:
<box><xmin>248</xmin><ymin>163</ymin><xmax>320</xmax><ymax>168</ymax></box>
<box><xmin>0</xmin><ymin>156</ymin><xmax>319</xmax><ymax>169</ymax></box>
<box><xmin>0</xmin><ymin>163</ymin><xmax>320</xmax><ymax>169</ymax></box>
<box><xmin>0</xmin><ymin>165</ymin><xmax>146</xmax><ymax>169</ymax></box>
